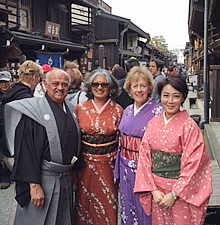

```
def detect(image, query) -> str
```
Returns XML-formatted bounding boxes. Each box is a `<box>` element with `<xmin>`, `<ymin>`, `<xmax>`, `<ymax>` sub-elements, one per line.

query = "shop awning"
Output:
<box><xmin>12</xmin><ymin>31</ymin><xmax>87</xmax><ymax>51</ymax></box>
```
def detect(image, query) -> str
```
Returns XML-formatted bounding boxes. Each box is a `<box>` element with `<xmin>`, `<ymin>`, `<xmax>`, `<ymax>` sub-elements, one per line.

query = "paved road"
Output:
<box><xmin>0</xmin><ymin>183</ymin><xmax>14</xmax><ymax>225</ymax></box>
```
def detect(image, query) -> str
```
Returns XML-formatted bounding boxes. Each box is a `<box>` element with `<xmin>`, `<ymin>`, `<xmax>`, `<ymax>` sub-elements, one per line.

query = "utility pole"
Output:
<box><xmin>200</xmin><ymin>0</ymin><xmax>209</xmax><ymax>128</ymax></box>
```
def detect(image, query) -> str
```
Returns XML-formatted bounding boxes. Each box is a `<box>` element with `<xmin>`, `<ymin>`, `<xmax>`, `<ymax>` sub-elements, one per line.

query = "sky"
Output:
<box><xmin>104</xmin><ymin>0</ymin><xmax>190</xmax><ymax>50</ymax></box>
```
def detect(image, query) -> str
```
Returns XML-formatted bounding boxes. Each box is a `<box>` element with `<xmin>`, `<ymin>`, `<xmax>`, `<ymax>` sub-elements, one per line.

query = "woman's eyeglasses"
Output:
<box><xmin>91</xmin><ymin>82</ymin><xmax>109</xmax><ymax>88</ymax></box>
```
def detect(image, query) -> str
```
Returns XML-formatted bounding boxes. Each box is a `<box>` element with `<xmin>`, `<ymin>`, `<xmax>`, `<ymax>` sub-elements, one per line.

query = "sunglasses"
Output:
<box><xmin>91</xmin><ymin>82</ymin><xmax>109</xmax><ymax>88</ymax></box>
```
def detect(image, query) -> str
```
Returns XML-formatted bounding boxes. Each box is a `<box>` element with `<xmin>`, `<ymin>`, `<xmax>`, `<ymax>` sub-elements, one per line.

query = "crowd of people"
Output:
<box><xmin>0</xmin><ymin>58</ymin><xmax>212</xmax><ymax>225</ymax></box>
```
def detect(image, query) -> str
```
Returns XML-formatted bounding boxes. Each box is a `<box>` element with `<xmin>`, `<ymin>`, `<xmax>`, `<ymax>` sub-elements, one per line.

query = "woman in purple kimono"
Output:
<box><xmin>115</xmin><ymin>66</ymin><xmax>163</xmax><ymax>225</ymax></box>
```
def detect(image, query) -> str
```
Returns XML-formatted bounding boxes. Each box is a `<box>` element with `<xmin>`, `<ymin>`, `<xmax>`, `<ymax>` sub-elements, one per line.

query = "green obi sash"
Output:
<box><xmin>152</xmin><ymin>150</ymin><xmax>182</xmax><ymax>179</ymax></box>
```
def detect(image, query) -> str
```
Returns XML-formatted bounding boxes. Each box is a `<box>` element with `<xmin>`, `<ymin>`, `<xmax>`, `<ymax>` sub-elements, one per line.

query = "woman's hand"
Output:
<box><xmin>151</xmin><ymin>190</ymin><xmax>165</xmax><ymax>204</ymax></box>
<box><xmin>30</xmin><ymin>183</ymin><xmax>45</xmax><ymax>208</ymax></box>
<box><xmin>158</xmin><ymin>192</ymin><xmax>176</xmax><ymax>210</ymax></box>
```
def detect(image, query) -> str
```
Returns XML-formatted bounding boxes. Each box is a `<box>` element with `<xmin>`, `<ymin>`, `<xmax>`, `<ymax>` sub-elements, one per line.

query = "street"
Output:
<box><xmin>0</xmin><ymin>183</ymin><xmax>14</xmax><ymax>225</ymax></box>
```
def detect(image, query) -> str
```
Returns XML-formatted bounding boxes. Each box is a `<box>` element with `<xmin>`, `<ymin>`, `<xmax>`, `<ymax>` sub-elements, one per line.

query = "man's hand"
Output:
<box><xmin>151</xmin><ymin>190</ymin><xmax>165</xmax><ymax>204</ymax></box>
<box><xmin>158</xmin><ymin>192</ymin><xmax>176</xmax><ymax>210</ymax></box>
<box><xmin>30</xmin><ymin>183</ymin><xmax>45</xmax><ymax>208</ymax></box>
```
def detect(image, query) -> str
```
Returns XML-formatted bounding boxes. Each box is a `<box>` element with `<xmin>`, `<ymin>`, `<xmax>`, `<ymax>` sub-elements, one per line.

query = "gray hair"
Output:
<box><xmin>46</xmin><ymin>69</ymin><xmax>71</xmax><ymax>85</ymax></box>
<box><xmin>84</xmin><ymin>68</ymin><xmax>121</xmax><ymax>99</ymax></box>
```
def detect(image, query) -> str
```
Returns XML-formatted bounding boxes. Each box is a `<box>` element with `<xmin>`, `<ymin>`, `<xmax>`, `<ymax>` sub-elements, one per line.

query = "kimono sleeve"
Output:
<box><xmin>173</xmin><ymin>121</ymin><xmax>212</xmax><ymax>207</ymax></box>
<box><xmin>134</xmin><ymin>127</ymin><xmax>158</xmax><ymax>193</ymax></box>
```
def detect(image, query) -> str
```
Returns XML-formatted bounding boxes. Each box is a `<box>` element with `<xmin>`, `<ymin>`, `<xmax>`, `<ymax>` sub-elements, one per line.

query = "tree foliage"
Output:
<box><xmin>150</xmin><ymin>35</ymin><xmax>168</xmax><ymax>52</ymax></box>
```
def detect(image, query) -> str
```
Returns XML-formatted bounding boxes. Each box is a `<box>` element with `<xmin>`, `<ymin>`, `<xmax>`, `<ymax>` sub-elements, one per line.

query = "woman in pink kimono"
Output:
<box><xmin>134</xmin><ymin>75</ymin><xmax>212</xmax><ymax>225</ymax></box>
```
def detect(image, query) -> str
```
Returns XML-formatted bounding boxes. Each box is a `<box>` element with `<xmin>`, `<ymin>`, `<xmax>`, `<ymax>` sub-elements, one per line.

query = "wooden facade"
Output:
<box><xmin>188</xmin><ymin>0</ymin><xmax>220</xmax><ymax>122</ymax></box>
<box><xmin>0</xmin><ymin>0</ymin><xmax>172</xmax><ymax>73</ymax></box>
<box><xmin>0</xmin><ymin>0</ymin><xmax>97</xmax><ymax>74</ymax></box>
<box><xmin>93</xmin><ymin>11</ymin><xmax>169</xmax><ymax>69</ymax></box>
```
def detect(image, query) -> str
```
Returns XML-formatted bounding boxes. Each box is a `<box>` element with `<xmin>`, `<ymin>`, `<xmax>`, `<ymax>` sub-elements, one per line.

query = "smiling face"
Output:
<box><xmin>91</xmin><ymin>75</ymin><xmax>109</xmax><ymax>102</ymax></box>
<box><xmin>45</xmin><ymin>70</ymin><xmax>69</xmax><ymax>105</ymax></box>
<box><xmin>161</xmin><ymin>84</ymin><xmax>184</xmax><ymax>120</ymax></box>
<box><xmin>130</xmin><ymin>77</ymin><xmax>151</xmax><ymax>109</ymax></box>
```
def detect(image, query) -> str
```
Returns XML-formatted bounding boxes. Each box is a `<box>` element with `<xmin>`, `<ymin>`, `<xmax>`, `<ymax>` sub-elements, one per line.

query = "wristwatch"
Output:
<box><xmin>171</xmin><ymin>190</ymin><xmax>178</xmax><ymax>200</ymax></box>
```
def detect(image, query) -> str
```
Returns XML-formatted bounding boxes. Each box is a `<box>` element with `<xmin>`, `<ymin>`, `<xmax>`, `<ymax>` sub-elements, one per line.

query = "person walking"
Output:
<box><xmin>134</xmin><ymin>75</ymin><xmax>212</xmax><ymax>225</ymax></box>
<box><xmin>1</xmin><ymin>60</ymin><xmax>43</xmax><ymax>170</ymax></box>
<box><xmin>149</xmin><ymin>59</ymin><xmax>165</xmax><ymax>103</ymax></box>
<box><xmin>34</xmin><ymin>64</ymin><xmax>52</xmax><ymax>97</ymax></box>
<box><xmin>0</xmin><ymin>71</ymin><xmax>12</xmax><ymax>189</ymax></box>
<box><xmin>116</xmin><ymin>58</ymin><xmax>140</xmax><ymax>109</ymax></box>
<box><xmin>5</xmin><ymin>69</ymin><xmax>81</xmax><ymax>225</ymax></box>
<box><xmin>65</xmin><ymin>68</ymin><xmax>88</xmax><ymax>107</ymax></box>
<box><xmin>114</xmin><ymin>66</ymin><xmax>163</xmax><ymax>225</ymax></box>
<box><xmin>74</xmin><ymin>68</ymin><xmax>123</xmax><ymax>225</ymax></box>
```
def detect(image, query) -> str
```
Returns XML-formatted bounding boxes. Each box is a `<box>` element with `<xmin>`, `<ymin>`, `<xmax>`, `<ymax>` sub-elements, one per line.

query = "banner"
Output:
<box><xmin>37</xmin><ymin>53</ymin><xmax>63</xmax><ymax>69</ymax></box>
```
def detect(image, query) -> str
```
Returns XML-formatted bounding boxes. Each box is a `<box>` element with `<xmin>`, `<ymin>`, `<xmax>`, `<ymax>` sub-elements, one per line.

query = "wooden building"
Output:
<box><xmin>188</xmin><ymin>0</ymin><xmax>220</xmax><ymax>122</ymax></box>
<box><xmin>0</xmin><ymin>0</ymin><xmax>97</xmax><ymax>77</ymax></box>
<box><xmin>93</xmin><ymin>10</ymin><xmax>152</xmax><ymax>69</ymax></box>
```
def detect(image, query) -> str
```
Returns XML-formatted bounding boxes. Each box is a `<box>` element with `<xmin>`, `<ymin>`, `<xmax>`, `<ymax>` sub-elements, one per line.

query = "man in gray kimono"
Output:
<box><xmin>5</xmin><ymin>69</ymin><xmax>82</xmax><ymax>225</ymax></box>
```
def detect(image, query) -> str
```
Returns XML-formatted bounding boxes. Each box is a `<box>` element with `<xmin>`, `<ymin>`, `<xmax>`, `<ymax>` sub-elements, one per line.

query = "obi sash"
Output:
<box><xmin>152</xmin><ymin>150</ymin><xmax>182</xmax><ymax>179</ymax></box>
<box><xmin>121</xmin><ymin>134</ymin><xmax>142</xmax><ymax>161</ymax></box>
<box><xmin>81</xmin><ymin>133</ymin><xmax>118</xmax><ymax>154</ymax></box>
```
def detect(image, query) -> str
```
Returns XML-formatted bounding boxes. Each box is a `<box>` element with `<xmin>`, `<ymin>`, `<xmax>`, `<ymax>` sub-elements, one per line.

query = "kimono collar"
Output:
<box><xmin>92</xmin><ymin>98</ymin><xmax>111</xmax><ymax>114</ymax></box>
<box><xmin>163</xmin><ymin>111</ymin><xmax>180</xmax><ymax>125</ymax></box>
<box><xmin>134</xmin><ymin>98</ymin><xmax>152</xmax><ymax>116</ymax></box>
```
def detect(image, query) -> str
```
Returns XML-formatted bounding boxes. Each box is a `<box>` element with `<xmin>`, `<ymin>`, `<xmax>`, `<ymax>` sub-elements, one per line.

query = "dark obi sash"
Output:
<box><xmin>152</xmin><ymin>150</ymin><xmax>182</xmax><ymax>179</ymax></box>
<box><xmin>120</xmin><ymin>134</ymin><xmax>142</xmax><ymax>161</ymax></box>
<box><xmin>81</xmin><ymin>133</ymin><xmax>118</xmax><ymax>155</ymax></box>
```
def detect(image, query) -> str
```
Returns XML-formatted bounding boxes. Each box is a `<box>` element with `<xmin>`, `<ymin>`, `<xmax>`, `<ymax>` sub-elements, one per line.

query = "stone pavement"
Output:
<box><xmin>184</xmin><ymin>89</ymin><xmax>220</xmax><ymax>163</ymax></box>
<box><xmin>0</xmin><ymin>182</ymin><xmax>14</xmax><ymax>225</ymax></box>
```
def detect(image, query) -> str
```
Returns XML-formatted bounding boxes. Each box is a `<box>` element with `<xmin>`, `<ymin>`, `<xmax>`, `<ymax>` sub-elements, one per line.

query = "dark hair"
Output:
<box><xmin>150</xmin><ymin>59</ymin><xmax>164</xmax><ymax>72</ymax></box>
<box><xmin>157</xmin><ymin>74</ymin><xmax>188</xmax><ymax>102</ymax></box>
<box><xmin>84</xmin><ymin>68</ymin><xmax>121</xmax><ymax>99</ymax></box>
<box><xmin>113</xmin><ymin>67</ymin><xmax>126</xmax><ymax>80</ymax></box>
<box><xmin>125</xmin><ymin>59</ymin><xmax>140</xmax><ymax>72</ymax></box>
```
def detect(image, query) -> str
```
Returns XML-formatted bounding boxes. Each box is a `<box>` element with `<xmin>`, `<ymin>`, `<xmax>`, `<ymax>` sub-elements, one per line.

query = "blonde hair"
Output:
<box><xmin>63</xmin><ymin>60</ymin><xmax>79</xmax><ymax>71</ymax></box>
<box><xmin>66</xmin><ymin>68</ymin><xmax>82</xmax><ymax>89</ymax></box>
<box><xmin>124</xmin><ymin>66</ymin><xmax>155</xmax><ymax>96</ymax></box>
<box><xmin>19</xmin><ymin>60</ymin><xmax>43</xmax><ymax>82</ymax></box>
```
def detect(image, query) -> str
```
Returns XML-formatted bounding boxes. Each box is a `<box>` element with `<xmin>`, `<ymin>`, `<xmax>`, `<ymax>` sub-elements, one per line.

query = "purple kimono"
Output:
<box><xmin>114</xmin><ymin>98</ymin><xmax>163</xmax><ymax>225</ymax></box>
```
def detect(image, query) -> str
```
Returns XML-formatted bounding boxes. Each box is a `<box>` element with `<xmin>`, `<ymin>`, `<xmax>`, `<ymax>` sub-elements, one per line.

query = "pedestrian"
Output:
<box><xmin>65</xmin><ymin>68</ymin><xmax>88</xmax><ymax>108</ymax></box>
<box><xmin>0</xmin><ymin>71</ymin><xmax>12</xmax><ymax>189</ymax></box>
<box><xmin>116</xmin><ymin>58</ymin><xmax>140</xmax><ymax>109</ymax></box>
<box><xmin>63</xmin><ymin>60</ymin><xmax>79</xmax><ymax>71</ymax></box>
<box><xmin>84</xmin><ymin>71</ymin><xmax>91</xmax><ymax>81</ymax></box>
<box><xmin>2</xmin><ymin>60</ymin><xmax>43</xmax><ymax>170</ymax></box>
<box><xmin>34</xmin><ymin>64</ymin><xmax>52</xmax><ymax>97</ymax></box>
<box><xmin>74</xmin><ymin>68</ymin><xmax>123</xmax><ymax>225</ymax></box>
<box><xmin>149</xmin><ymin>58</ymin><xmax>165</xmax><ymax>103</ymax></box>
<box><xmin>5</xmin><ymin>69</ymin><xmax>82</xmax><ymax>225</ymax></box>
<box><xmin>112</xmin><ymin>66</ymin><xmax>126</xmax><ymax>81</ymax></box>
<box><xmin>114</xmin><ymin>66</ymin><xmax>163</xmax><ymax>225</ymax></box>
<box><xmin>134</xmin><ymin>75</ymin><xmax>212</xmax><ymax>225</ymax></box>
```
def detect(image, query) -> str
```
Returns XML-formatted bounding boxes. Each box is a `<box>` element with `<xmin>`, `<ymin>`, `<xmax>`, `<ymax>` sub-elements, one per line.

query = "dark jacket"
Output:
<box><xmin>2</xmin><ymin>82</ymin><xmax>33</xmax><ymax>104</ymax></box>
<box><xmin>115</xmin><ymin>78</ymin><xmax>134</xmax><ymax>109</ymax></box>
<box><xmin>1</xmin><ymin>82</ymin><xmax>33</xmax><ymax>157</ymax></box>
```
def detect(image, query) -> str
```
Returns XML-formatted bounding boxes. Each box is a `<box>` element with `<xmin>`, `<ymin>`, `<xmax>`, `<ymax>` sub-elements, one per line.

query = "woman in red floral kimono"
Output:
<box><xmin>134</xmin><ymin>75</ymin><xmax>212</xmax><ymax>225</ymax></box>
<box><xmin>75</xmin><ymin>68</ymin><xmax>123</xmax><ymax>225</ymax></box>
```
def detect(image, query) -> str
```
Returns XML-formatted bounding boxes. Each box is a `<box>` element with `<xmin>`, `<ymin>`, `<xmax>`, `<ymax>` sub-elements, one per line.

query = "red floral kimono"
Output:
<box><xmin>134</xmin><ymin>110</ymin><xmax>212</xmax><ymax>225</ymax></box>
<box><xmin>75</xmin><ymin>99</ymin><xmax>123</xmax><ymax>225</ymax></box>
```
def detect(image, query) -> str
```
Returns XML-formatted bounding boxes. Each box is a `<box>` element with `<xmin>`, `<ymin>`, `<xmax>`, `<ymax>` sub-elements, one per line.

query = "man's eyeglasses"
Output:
<box><xmin>91</xmin><ymin>82</ymin><xmax>109</xmax><ymax>88</ymax></box>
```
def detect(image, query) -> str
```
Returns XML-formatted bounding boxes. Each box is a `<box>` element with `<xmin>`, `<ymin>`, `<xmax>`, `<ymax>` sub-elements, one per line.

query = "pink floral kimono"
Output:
<box><xmin>134</xmin><ymin>110</ymin><xmax>212</xmax><ymax>225</ymax></box>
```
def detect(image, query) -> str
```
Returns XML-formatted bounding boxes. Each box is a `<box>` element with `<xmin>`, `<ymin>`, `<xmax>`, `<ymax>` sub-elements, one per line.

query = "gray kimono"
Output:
<box><xmin>5</xmin><ymin>95</ymin><xmax>81</xmax><ymax>225</ymax></box>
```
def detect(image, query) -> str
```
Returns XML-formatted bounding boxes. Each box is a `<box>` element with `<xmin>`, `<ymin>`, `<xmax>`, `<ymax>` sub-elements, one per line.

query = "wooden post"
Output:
<box><xmin>210</xmin><ymin>65</ymin><xmax>220</xmax><ymax>122</ymax></box>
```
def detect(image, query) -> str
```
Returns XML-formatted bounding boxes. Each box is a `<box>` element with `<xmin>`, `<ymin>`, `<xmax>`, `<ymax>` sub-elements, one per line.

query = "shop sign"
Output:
<box><xmin>6</xmin><ymin>62</ymin><xmax>20</xmax><ymax>80</ymax></box>
<box><xmin>37</xmin><ymin>52</ymin><xmax>63</xmax><ymax>69</ymax></box>
<box><xmin>45</xmin><ymin>21</ymin><xmax>60</xmax><ymax>39</ymax></box>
